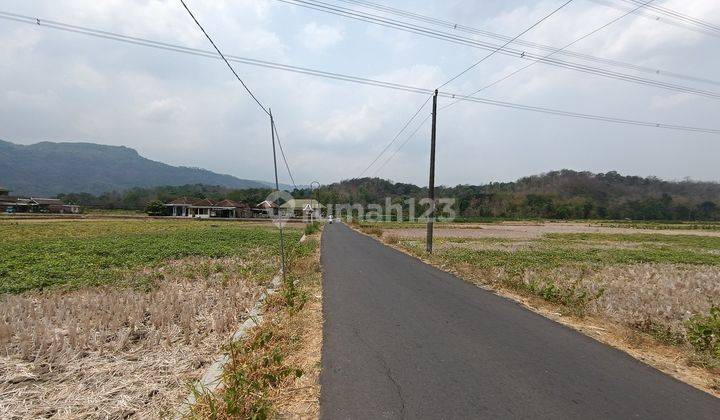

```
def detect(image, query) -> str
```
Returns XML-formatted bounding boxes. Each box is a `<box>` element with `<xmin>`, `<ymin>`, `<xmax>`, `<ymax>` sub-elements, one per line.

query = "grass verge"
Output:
<box><xmin>188</xmin><ymin>229</ymin><xmax>323</xmax><ymax>419</ymax></box>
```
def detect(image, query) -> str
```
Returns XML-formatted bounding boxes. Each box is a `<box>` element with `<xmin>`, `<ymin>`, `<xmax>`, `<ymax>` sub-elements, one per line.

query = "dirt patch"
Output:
<box><xmin>0</xmin><ymin>256</ymin><xmax>269</xmax><ymax>419</ymax></box>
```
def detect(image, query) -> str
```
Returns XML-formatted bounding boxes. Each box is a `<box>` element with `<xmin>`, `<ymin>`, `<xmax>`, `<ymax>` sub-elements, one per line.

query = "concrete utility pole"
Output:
<box><xmin>426</xmin><ymin>89</ymin><xmax>438</xmax><ymax>253</ymax></box>
<box><xmin>270</xmin><ymin>108</ymin><xmax>287</xmax><ymax>285</ymax></box>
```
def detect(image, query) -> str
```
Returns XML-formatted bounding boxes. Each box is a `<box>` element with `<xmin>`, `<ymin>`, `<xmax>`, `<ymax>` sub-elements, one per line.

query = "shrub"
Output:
<box><xmin>145</xmin><ymin>200</ymin><xmax>166</xmax><ymax>216</ymax></box>
<box><xmin>304</xmin><ymin>222</ymin><xmax>320</xmax><ymax>236</ymax></box>
<box><xmin>685</xmin><ymin>306</ymin><xmax>720</xmax><ymax>360</ymax></box>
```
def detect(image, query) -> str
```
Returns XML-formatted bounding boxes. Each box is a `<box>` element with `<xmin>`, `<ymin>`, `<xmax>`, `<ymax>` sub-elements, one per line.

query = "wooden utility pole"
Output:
<box><xmin>270</xmin><ymin>108</ymin><xmax>287</xmax><ymax>285</ymax></box>
<box><xmin>426</xmin><ymin>89</ymin><xmax>438</xmax><ymax>253</ymax></box>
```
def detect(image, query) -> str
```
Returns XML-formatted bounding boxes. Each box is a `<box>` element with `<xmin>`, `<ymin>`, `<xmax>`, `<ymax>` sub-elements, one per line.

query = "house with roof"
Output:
<box><xmin>0</xmin><ymin>188</ymin><xmax>79</xmax><ymax>214</ymax></box>
<box><xmin>165</xmin><ymin>197</ymin><xmax>251</xmax><ymax>219</ymax></box>
<box><xmin>279</xmin><ymin>199</ymin><xmax>325</xmax><ymax>219</ymax></box>
<box><xmin>255</xmin><ymin>200</ymin><xmax>279</xmax><ymax>217</ymax></box>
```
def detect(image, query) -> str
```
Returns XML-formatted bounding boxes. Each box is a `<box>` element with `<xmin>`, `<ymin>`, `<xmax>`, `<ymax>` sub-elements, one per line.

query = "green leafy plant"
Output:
<box><xmin>685</xmin><ymin>306</ymin><xmax>720</xmax><ymax>360</ymax></box>
<box><xmin>304</xmin><ymin>222</ymin><xmax>321</xmax><ymax>235</ymax></box>
<box><xmin>145</xmin><ymin>200</ymin><xmax>167</xmax><ymax>216</ymax></box>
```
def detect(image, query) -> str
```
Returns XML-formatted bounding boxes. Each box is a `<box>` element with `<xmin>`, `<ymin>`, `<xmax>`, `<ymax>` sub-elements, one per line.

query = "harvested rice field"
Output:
<box><xmin>0</xmin><ymin>219</ymin><xmax>308</xmax><ymax>418</ymax></box>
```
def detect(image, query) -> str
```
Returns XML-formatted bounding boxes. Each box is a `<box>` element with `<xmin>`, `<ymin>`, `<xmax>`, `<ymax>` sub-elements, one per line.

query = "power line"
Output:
<box><xmin>272</xmin><ymin>0</ymin><xmax>720</xmax><ymax>99</ymax></box>
<box><xmin>588</xmin><ymin>0</ymin><xmax>720</xmax><ymax>37</ymax></box>
<box><xmin>369</xmin><ymin>0</ymin><xmax>574</xmax><ymax>178</ymax></box>
<box><xmin>6</xmin><ymin>8</ymin><xmax>719</xmax><ymax>101</ymax></box>
<box><xmin>439</xmin><ymin>0</ymin><xmax>574</xmax><ymax>89</ymax></box>
<box><xmin>0</xmin><ymin>10</ymin><xmax>426</xmax><ymax>95</ymax></box>
<box><xmin>443</xmin><ymin>90</ymin><xmax>720</xmax><ymax>133</ymax></box>
<box><xmin>338</xmin><ymin>0</ymin><xmax>720</xmax><ymax>87</ymax></box>
<box><xmin>3</xmin><ymin>11</ymin><xmax>720</xmax><ymax>134</ymax></box>
<box><xmin>372</xmin><ymin>113</ymin><xmax>431</xmax><ymax>177</ymax></box>
<box><xmin>373</xmin><ymin>0</ymin><xmax>656</xmax><ymax>172</ymax></box>
<box><xmin>271</xmin><ymin>119</ymin><xmax>298</xmax><ymax>189</ymax></box>
<box><xmin>621</xmin><ymin>0</ymin><xmax>720</xmax><ymax>32</ymax></box>
<box><xmin>442</xmin><ymin>0</ymin><xmax>658</xmax><ymax>110</ymax></box>
<box><xmin>179</xmin><ymin>0</ymin><xmax>270</xmax><ymax>116</ymax></box>
<box><xmin>357</xmin><ymin>94</ymin><xmax>432</xmax><ymax>178</ymax></box>
<box><xmin>179</xmin><ymin>1</ymin><xmax>291</xmax><ymax>284</ymax></box>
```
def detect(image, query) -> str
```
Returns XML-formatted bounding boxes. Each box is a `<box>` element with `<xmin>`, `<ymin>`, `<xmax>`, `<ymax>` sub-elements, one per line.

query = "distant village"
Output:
<box><xmin>0</xmin><ymin>187</ymin><xmax>80</xmax><ymax>214</ymax></box>
<box><xmin>165</xmin><ymin>197</ymin><xmax>324</xmax><ymax>219</ymax></box>
<box><xmin>1</xmin><ymin>187</ymin><xmax>323</xmax><ymax>220</ymax></box>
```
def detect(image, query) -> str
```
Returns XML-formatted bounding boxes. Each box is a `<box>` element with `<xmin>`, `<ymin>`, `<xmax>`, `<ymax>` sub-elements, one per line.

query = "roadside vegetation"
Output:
<box><xmin>0</xmin><ymin>219</ymin><xmax>315</xmax><ymax>418</ymax></box>
<box><xmin>189</xmin><ymin>227</ymin><xmax>323</xmax><ymax>419</ymax></box>
<box><xmin>304</xmin><ymin>221</ymin><xmax>321</xmax><ymax>235</ymax></box>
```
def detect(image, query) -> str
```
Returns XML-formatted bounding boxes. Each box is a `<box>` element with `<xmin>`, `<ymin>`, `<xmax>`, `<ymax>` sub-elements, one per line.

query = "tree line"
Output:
<box><xmin>58</xmin><ymin>170</ymin><xmax>720</xmax><ymax>221</ymax></box>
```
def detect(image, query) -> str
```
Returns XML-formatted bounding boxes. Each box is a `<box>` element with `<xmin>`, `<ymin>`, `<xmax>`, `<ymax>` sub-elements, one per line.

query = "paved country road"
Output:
<box><xmin>319</xmin><ymin>223</ymin><xmax>720</xmax><ymax>419</ymax></box>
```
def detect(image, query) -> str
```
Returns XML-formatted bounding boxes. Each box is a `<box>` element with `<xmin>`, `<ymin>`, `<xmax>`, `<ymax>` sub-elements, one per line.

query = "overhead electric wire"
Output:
<box><xmin>588</xmin><ymin>0</ymin><xmax>720</xmax><ymax>38</ymax></box>
<box><xmin>2</xmin><ymin>10</ymin><xmax>720</xmax><ymax>135</ymax></box>
<box><xmin>272</xmin><ymin>119</ymin><xmax>298</xmax><ymax>189</ymax></box>
<box><xmin>439</xmin><ymin>0</ymin><xmax>574</xmax><ymax>89</ymax></box>
<box><xmin>372</xmin><ymin>113</ymin><xmax>432</xmax><ymax>176</ymax></box>
<box><xmin>356</xmin><ymin>94</ymin><xmax>432</xmax><ymax>178</ymax></box>
<box><xmin>179</xmin><ymin>0</ymin><xmax>270</xmax><ymax>116</ymax></box>
<box><xmin>372</xmin><ymin>0</ymin><xmax>574</xmax><ymax>177</ymax></box>
<box><xmin>620</xmin><ymin>0</ymin><xmax>720</xmax><ymax>32</ymax></box>
<box><xmin>0</xmin><ymin>10</ymin><xmax>428</xmax><ymax>95</ymax></box>
<box><xmin>273</xmin><ymin>0</ymin><xmax>720</xmax><ymax>100</ymax></box>
<box><xmin>442</xmin><ymin>0</ymin><xmax>657</xmax><ymax>110</ymax></box>
<box><xmin>371</xmin><ymin>0</ymin><xmax>595</xmax><ymax>176</ymax></box>
<box><xmin>338</xmin><ymin>0</ymin><xmax>720</xmax><ymax>87</ymax></box>
<box><xmin>181</xmin><ymin>1</ymin><xmax>296</xmax><ymax>189</ymax></box>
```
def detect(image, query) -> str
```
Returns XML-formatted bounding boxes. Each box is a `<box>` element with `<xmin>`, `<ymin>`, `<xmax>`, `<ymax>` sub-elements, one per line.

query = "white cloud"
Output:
<box><xmin>141</xmin><ymin>97</ymin><xmax>187</xmax><ymax>123</ymax></box>
<box><xmin>299</xmin><ymin>22</ymin><xmax>345</xmax><ymax>52</ymax></box>
<box><xmin>1</xmin><ymin>0</ymin><xmax>719</xmax><ymax>185</ymax></box>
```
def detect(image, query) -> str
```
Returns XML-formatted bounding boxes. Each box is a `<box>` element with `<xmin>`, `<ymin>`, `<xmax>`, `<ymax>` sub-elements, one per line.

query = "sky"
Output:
<box><xmin>1</xmin><ymin>0</ymin><xmax>719</xmax><ymax>187</ymax></box>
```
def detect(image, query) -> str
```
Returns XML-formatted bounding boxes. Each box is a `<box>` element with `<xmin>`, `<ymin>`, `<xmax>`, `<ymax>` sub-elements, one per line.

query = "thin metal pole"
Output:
<box><xmin>426</xmin><ymin>90</ymin><xmax>438</xmax><ymax>253</ymax></box>
<box><xmin>270</xmin><ymin>108</ymin><xmax>287</xmax><ymax>285</ymax></box>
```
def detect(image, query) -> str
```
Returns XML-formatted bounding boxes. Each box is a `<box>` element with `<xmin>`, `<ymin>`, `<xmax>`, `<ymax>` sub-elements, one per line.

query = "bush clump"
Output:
<box><xmin>685</xmin><ymin>306</ymin><xmax>720</xmax><ymax>361</ymax></box>
<box><xmin>304</xmin><ymin>222</ymin><xmax>321</xmax><ymax>235</ymax></box>
<box><xmin>145</xmin><ymin>200</ymin><xmax>167</xmax><ymax>216</ymax></box>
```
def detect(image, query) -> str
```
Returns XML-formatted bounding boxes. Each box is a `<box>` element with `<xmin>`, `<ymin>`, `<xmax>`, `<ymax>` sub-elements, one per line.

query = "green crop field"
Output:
<box><xmin>0</xmin><ymin>219</ymin><xmax>301</xmax><ymax>294</ymax></box>
<box><xmin>415</xmin><ymin>233</ymin><xmax>720</xmax><ymax>274</ymax></box>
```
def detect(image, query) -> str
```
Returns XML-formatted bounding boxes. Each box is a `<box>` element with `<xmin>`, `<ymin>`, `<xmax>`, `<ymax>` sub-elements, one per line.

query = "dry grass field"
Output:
<box><xmin>0</xmin><ymin>219</ymin><xmax>310</xmax><ymax>419</ymax></box>
<box><xmin>358</xmin><ymin>220</ymin><xmax>720</xmax><ymax>392</ymax></box>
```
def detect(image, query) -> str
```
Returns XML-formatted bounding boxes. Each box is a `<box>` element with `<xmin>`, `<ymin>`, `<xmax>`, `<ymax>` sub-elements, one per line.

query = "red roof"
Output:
<box><xmin>192</xmin><ymin>198</ymin><xmax>216</xmax><ymax>207</ymax></box>
<box><xmin>167</xmin><ymin>197</ymin><xmax>196</xmax><ymax>205</ymax></box>
<box><xmin>216</xmin><ymin>199</ymin><xmax>249</xmax><ymax>208</ymax></box>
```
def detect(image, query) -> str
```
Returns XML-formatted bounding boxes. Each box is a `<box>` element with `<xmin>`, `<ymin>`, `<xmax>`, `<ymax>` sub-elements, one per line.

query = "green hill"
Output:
<box><xmin>0</xmin><ymin>140</ymin><xmax>283</xmax><ymax>196</ymax></box>
<box><xmin>296</xmin><ymin>171</ymin><xmax>720</xmax><ymax>221</ymax></box>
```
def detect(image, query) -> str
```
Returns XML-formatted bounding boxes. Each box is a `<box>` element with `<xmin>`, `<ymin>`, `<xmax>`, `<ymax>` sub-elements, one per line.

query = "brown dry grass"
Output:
<box><xmin>188</xmin><ymin>234</ymin><xmax>323</xmax><ymax>419</ymax></box>
<box><xmin>0</xmin><ymin>254</ymin><xmax>274</xmax><ymax>419</ymax></box>
<box><xmin>271</xmin><ymin>242</ymin><xmax>323</xmax><ymax>419</ymax></box>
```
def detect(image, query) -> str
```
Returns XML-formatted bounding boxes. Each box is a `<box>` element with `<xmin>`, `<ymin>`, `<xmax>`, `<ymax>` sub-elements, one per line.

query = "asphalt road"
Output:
<box><xmin>319</xmin><ymin>223</ymin><xmax>720</xmax><ymax>419</ymax></box>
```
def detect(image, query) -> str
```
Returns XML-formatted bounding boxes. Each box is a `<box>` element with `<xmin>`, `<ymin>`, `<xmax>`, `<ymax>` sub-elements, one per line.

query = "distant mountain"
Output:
<box><xmin>0</xmin><ymin>140</ymin><xmax>289</xmax><ymax>196</ymax></box>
